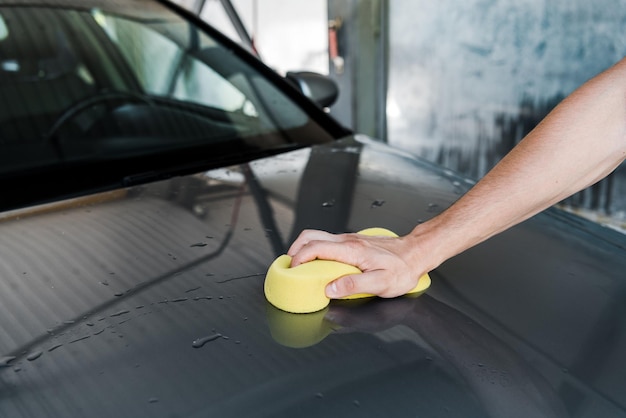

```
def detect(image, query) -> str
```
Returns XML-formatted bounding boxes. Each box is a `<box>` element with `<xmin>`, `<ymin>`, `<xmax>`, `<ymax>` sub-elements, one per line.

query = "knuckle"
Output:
<box><xmin>344</xmin><ymin>238</ymin><xmax>367</xmax><ymax>253</ymax></box>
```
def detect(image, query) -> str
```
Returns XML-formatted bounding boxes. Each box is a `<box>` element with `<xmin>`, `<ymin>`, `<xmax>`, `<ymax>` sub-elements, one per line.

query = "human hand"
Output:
<box><xmin>287</xmin><ymin>229</ymin><xmax>429</xmax><ymax>299</ymax></box>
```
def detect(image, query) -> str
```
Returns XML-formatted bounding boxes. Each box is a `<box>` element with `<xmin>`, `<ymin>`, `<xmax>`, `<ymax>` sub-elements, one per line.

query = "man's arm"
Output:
<box><xmin>288</xmin><ymin>57</ymin><xmax>626</xmax><ymax>298</ymax></box>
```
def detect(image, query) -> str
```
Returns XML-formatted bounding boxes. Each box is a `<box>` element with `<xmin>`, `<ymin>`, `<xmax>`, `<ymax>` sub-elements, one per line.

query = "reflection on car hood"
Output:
<box><xmin>1</xmin><ymin>136</ymin><xmax>625</xmax><ymax>417</ymax></box>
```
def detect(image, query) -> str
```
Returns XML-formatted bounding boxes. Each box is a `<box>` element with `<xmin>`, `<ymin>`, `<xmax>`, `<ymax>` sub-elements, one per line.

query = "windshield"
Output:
<box><xmin>0</xmin><ymin>2</ymin><xmax>337</xmax><ymax>190</ymax></box>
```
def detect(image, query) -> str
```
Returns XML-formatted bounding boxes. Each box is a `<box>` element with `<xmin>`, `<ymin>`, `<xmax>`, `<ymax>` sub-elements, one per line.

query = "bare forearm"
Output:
<box><xmin>288</xmin><ymin>57</ymin><xmax>626</xmax><ymax>299</ymax></box>
<box><xmin>411</xmin><ymin>58</ymin><xmax>626</xmax><ymax>270</ymax></box>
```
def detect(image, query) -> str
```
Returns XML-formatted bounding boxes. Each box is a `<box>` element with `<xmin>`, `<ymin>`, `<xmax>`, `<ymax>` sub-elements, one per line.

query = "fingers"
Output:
<box><xmin>287</xmin><ymin>229</ymin><xmax>334</xmax><ymax>257</ymax></box>
<box><xmin>287</xmin><ymin>230</ymin><xmax>355</xmax><ymax>266</ymax></box>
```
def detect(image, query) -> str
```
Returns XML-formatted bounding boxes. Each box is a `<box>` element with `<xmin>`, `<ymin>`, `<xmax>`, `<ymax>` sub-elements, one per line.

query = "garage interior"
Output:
<box><xmin>174</xmin><ymin>0</ymin><xmax>626</xmax><ymax>232</ymax></box>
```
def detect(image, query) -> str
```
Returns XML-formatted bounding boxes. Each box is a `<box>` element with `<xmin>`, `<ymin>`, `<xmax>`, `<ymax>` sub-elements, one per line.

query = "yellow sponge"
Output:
<box><xmin>264</xmin><ymin>227</ymin><xmax>431</xmax><ymax>313</ymax></box>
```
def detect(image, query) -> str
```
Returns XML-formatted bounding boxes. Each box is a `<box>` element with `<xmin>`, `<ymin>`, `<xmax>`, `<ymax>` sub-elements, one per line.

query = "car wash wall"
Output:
<box><xmin>386</xmin><ymin>0</ymin><xmax>626</xmax><ymax>224</ymax></box>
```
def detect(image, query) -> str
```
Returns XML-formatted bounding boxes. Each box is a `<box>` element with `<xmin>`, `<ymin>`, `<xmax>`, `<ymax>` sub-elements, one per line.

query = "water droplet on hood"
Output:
<box><xmin>322</xmin><ymin>199</ymin><xmax>335</xmax><ymax>208</ymax></box>
<box><xmin>26</xmin><ymin>351</ymin><xmax>43</xmax><ymax>361</ymax></box>
<box><xmin>192</xmin><ymin>333</ymin><xmax>223</xmax><ymax>348</ymax></box>
<box><xmin>48</xmin><ymin>344</ymin><xmax>63</xmax><ymax>352</ymax></box>
<box><xmin>69</xmin><ymin>335</ymin><xmax>91</xmax><ymax>344</ymax></box>
<box><xmin>0</xmin><ymin>356</ymin><xmax>16</xmax><ymax>367</ymax></box>
<box><xmin>427</xmin><ymin>203</ymin><xmax>441</xmax><ymax>213</ymax></box>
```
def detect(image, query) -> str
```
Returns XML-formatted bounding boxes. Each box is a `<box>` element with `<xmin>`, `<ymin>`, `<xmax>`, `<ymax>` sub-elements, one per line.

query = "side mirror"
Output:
<box><xmin>285</xmin><ymin>71</ymin><xmax>339</xmax><ymax>108</ymax></box>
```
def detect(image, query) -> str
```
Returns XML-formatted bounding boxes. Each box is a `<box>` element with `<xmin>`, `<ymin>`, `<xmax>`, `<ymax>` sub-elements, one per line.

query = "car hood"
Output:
<box><xmin>1</xmin><ymin>136</ymin><xmax>625</xmax><ymax>417</ymax></box>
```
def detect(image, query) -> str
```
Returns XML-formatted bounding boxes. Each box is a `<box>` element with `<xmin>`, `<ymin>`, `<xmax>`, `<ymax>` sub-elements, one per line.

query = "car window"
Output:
<box><xmin>95</xmin><ymin>11</ymin><xmax>250</xmax><ymax>113</ymax></box>
<box><xmin>0</xmin><ymin>3</ymin><xmax>336</xmax><ymax>184</ymax></box>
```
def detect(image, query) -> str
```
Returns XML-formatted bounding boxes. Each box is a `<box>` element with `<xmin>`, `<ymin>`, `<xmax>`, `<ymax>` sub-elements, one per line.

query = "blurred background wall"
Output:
<box><xmin>386</xmin><ymin>0</ymin><xmax>626</xmax><ymax>223</ymax></box>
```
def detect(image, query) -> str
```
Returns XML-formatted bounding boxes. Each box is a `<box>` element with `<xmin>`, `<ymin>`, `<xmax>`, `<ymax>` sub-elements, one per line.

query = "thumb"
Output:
<box><xmin>325</xmin><ymin>277</ymin><xmax>347</xmax><ymax>298</ymax></box>
<box><xmin>326</xmin><ymin>270</ymin><xmax>401</xmax><ymax>299</ymax></box>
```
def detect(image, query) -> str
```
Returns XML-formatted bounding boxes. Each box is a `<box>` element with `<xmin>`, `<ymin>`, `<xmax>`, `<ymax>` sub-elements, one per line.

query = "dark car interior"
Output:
<box><xmin>0</xmin><ymin>8</ymin><xmax>237</xmax><ymax>164</ymax></box>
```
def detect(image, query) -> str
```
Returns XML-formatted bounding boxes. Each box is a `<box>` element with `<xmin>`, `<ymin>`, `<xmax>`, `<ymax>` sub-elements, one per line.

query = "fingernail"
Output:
<box><xmin>326</xmin><ymin>282</ymin><xmax>338</xmax><ymax>298</ymax></box>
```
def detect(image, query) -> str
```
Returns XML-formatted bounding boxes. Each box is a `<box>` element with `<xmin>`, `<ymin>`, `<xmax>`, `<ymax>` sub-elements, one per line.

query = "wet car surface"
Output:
<box><xmin>1</xmin><ymin>1</ymin><xmax>626</xmax><ymax>417</ymax></box>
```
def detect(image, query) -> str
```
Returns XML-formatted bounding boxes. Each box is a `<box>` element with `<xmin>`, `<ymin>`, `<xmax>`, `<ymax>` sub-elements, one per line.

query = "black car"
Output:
<box><xmin>1</xmin><ymin>1</ymin><xmax>625</xmax><ymax>417</ymax></box>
